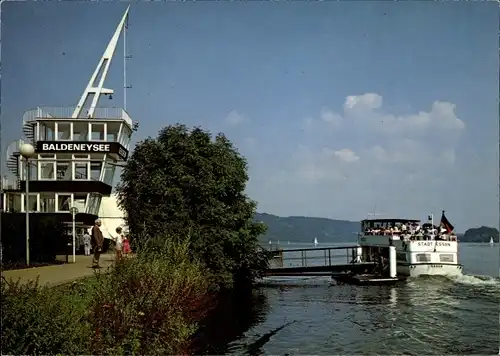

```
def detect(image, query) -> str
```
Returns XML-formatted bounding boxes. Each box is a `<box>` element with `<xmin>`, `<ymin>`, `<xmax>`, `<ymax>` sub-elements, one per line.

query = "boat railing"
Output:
<box><xmin>362</xmin><ymin>231</ymin><xmax>457</xmax><ymax>242</ymax></box>
<box><xmin>268</xmin><ymin>246</ymin><xmax>360</xmax><ymax>269</ymax></box>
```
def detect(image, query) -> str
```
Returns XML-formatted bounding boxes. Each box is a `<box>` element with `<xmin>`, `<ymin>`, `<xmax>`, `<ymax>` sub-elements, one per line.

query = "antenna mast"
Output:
<box><xmin>72</xmin><ymin>6</ymin><xmax>130</xmax><ymax>119</ymax></box>
<box><xmin>123</xmin><ymin>12</ymin><xmax>132</xmax><ymax>111</ymax></box>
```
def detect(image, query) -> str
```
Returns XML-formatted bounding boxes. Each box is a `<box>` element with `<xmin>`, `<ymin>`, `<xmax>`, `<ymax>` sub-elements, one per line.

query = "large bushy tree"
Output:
<box><xmin>116</xmin><ymin>124</ymin><xmax>269</xmax><ymax>287</ymax></box>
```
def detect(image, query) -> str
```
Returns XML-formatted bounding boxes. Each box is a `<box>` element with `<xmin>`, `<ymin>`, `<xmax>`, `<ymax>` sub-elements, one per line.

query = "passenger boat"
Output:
<box><xmin>357</xmin><ymin>211</ymin><xmax>463</xmax><ymax>277</ymax></box>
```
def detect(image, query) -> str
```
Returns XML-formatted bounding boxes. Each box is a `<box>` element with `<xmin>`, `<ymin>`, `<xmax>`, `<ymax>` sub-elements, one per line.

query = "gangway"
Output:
<box><xmin>264</xmin><ymin>246</ymin><xmax>376</xmax><ymax>276</ymax></box>
<box><xmin>264</xmin><ymin>245</ymin><xmax>402</xmax><ymax>285</ymax></box>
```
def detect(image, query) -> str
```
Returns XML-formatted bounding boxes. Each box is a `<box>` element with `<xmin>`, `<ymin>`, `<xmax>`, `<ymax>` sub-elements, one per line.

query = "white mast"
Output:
<box><xmin>123</xmin><ymin>11</ymin><xmax>131</xmax><ymax>111</ymax></box>
<box><xmin>72</xmin><ymin>6</ymin><xmax>130</xmax><ymax>119</ymax></box>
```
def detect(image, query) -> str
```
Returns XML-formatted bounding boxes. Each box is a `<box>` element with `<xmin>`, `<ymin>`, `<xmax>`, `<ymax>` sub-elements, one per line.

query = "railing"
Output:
<box><xmin>269</xmin><ymin>246</ymin><xmax>359</xmax><ymax>269</ymax></box>
<box><xmin>6</xmin><ymin>139</ymin><xmax>24</xmax><ymax>158</ymax></box>
<box><xmin>22</xmin><ymin>107</ymin><xmax>133</xmax><ymax>127</ymax></box>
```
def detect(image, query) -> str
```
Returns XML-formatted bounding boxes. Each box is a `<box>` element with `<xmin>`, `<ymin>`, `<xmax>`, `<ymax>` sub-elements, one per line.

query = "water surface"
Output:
<box><xmin>208</xmin><ymin>242</ymin><xmax>500</xmax><ymax>355</ymax></box>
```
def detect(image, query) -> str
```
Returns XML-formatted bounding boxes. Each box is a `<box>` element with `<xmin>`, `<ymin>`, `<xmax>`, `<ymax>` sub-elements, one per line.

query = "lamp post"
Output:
<box><xmin>20</xmin><ymin>143</ymin><xmax>35</xmax><ymax>266</ymax></box>
<box><xmin>69</xmin><ymin>206</ymin><xmax>79</xmax><ymax>263</ymax></box>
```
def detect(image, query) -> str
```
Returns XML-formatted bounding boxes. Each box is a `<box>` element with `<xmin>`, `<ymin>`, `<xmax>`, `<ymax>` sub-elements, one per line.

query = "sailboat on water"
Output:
<box><xmin>489</xmin><ymin>237</ymin><xmax>494</xmax><ymax>246</ymax></box>
<box><xmin>314</xmin><ymin>237</ymin><xmax>319</xmax><ymax>246</ymax></box>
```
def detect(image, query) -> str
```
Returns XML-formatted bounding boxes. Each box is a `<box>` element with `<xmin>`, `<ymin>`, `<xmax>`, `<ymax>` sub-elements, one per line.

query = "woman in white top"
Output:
<box><xmin>114</xmin><ymin>226</ymin><xmax>124</xmax><ymax>262</ymax></box>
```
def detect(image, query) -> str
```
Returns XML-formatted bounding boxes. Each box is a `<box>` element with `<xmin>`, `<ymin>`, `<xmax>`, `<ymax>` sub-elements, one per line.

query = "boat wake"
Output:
<box><xmin>451</xmin><ymin>273</ymin><xmax>500</xmax><ymax>286</ymax></box>
<box><xmin>406</xmin><ymin>273</ymin><xmax>500</xmax><ymax>290</ymax></box>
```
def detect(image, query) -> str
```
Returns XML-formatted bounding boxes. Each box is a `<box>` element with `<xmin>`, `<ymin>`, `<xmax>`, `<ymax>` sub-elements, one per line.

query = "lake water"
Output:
<box><xmin>199</xmin><ymin>242</ymin><xmax>499</xmax><ymax>355</ymax></box>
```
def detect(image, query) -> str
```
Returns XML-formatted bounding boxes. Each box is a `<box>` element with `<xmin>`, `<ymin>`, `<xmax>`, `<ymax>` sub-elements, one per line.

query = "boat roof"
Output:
<box><xmin>361</xmin><ymin>218</ymin><xmax>420</xmax><ymax>223</ymax></box>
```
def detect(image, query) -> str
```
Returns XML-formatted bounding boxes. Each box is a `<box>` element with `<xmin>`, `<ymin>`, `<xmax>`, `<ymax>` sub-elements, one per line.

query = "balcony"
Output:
<box><xmin>23</xmin><ymin>107</ymin><xmax>133</xmax><ymax>128</ymax></box>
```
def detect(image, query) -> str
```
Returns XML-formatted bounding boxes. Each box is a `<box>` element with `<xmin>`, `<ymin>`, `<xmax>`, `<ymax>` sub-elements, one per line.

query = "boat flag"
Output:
<box><xmin>440</xmin><ymin>210</ymin><xmax>454</xmax><ymax>233</ymax></box>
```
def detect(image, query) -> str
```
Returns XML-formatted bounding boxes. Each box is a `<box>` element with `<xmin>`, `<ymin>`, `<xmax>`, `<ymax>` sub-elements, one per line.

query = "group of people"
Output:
<box><xmin>81</xmin><ymin>219</ymin><xmax>132</xmax><ymax>268</ymax></box>
<box><xmin>364</xmin><ymin>222</ymin><xmax>456</xmax><ymax>240</ymax></box>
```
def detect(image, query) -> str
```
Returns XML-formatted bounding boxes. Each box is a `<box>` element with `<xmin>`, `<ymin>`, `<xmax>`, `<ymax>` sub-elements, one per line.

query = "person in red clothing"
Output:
<box><xmin>123</xmin><ymin>234</ymin><xmax>132</xmax><ymax>256</ymax></box>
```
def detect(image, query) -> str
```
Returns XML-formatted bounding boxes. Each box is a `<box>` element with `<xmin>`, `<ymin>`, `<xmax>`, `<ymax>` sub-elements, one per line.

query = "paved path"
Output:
<box><xmin>1</xmin><ymin>254</ymin><xmax>116</xmax><ymax>288</ymax></box>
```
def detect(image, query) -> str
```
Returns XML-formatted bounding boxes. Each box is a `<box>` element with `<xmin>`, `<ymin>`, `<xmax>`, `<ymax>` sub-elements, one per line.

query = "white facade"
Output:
<box><xmin>98</xmin><ymin>194</ymin><xmax>128</xmax><ymax>240</ymax></box>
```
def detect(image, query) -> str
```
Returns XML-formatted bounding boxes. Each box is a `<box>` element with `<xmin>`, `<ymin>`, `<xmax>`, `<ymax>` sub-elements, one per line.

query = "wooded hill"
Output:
<box><xmin>255</xmin><ymin>213</ymin><xmax>497</xmax><ymax>243</ymax></box>
<box><xmin>255</xmin><ymin>213</ymin><xmax>359</xmax><ymax>243</ymax></box>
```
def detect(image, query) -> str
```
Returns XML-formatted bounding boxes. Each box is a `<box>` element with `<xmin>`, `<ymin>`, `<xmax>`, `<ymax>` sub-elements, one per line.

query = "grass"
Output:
<box><xmin>1</xmin><ymin>238</ymin><xmax>214</xmax><ymax>355</ymax></box>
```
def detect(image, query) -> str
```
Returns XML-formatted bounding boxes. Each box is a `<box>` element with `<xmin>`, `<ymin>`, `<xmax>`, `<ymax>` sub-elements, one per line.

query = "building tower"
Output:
<box><xmin>3</xmin><ymin>7</ymin><xmax>133</xmax><ymax>232</ymax></box>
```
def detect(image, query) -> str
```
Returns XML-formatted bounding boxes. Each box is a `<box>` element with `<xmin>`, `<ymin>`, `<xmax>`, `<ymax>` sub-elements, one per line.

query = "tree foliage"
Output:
<box><xmin>116</xmin><ymin>124</ymin><xmax>269</xmax><ymax>288</ymax></box>
<box><xmin>462</xmin><ymin>226</ymin><xmax>499</xmax><ymax>243</ymax></box>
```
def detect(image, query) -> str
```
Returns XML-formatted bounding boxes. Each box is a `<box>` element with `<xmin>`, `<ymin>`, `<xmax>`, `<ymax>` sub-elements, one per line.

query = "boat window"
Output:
<box><xmin>396</xmin><ymin>253</ymin><xmax>407</xmax><ymax>262</ymax></box>
<box><xmin>439</xmin><ymin>254</ymin><xmax>454</xmax><ymax>263</ymax></box>
<box><xmin>415</xmin><ymin>253</ymin><xmax>431</xmax><ymax>262</ymax></box>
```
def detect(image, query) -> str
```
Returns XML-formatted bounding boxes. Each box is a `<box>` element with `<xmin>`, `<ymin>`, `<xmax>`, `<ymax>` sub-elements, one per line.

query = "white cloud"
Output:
<box><xmin>343</xmin><ymin>94</ymin><xmax>465</xmax><ymax>137</ymax></box>
<box><xmin>225</xmin><ymin>110</ymin><xmax>246</xmax><ymax>125</ymax></box>
<box><xmin>334</xmin><ymin>148</ymin><xmax>360</xmax><ymax>163</ymax></box>
<box><xmin>344</xmin><ymin>93</ymin><xmax>382</xmax><ymax>112</ymax></box>
<box><xmin>250</xmin><ymin>93</ymin><xmax>471</xmax><ymax>226</ymax></box>
<box><xmin>320</xmin><ymin>108</ymin><xmax>343</xmax><ymax>127</ymax></box>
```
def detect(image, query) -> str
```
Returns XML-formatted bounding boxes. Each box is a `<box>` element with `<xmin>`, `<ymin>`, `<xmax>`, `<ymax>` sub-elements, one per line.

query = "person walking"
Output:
<box><xmin>91</xmin><ymin>219</ymin><xmax>104</xmax><ymax>268</ymax></box>
<box><xmin>83</xmin><ymin>229</ymin><xmax>92</xmax><ymax>256</ymax></box>
<box><xmin>114</xmin><ymin>227</ymin><xmax>124</xmax><ymax>262</ymax></box>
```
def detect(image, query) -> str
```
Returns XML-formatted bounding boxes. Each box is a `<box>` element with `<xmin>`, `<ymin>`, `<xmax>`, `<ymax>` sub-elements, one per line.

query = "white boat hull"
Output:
<box><xmin>397</xmin><ymin>263</ymin><xmax>463</xmax><ymax>277</ymax></box>
<box><xmin>358</xmin><ymin>235</ymin><xmax>463</xmax><ymax>278</ymax></box>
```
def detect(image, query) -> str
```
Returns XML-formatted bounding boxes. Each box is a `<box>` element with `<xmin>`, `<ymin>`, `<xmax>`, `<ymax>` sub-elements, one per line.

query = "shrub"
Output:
<box><xmin>1</xmin><ymin>238</ymin><xmax>214</xmax><ymax>355</ymax></box>
<box><xmin>0</xmin><ymin>278</ymin><xmax>93</xmax><ymax>355</ymax></box>
<box><xmin>87</xmin><ymin>237</ymin><xmax>213</xmax><ymax>355</ymax></box>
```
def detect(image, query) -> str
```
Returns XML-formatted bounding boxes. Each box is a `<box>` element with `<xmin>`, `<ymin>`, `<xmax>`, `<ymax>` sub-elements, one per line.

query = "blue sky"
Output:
<box><xmin>1</xmin><ymin>1</ymin><xmax>498</xmax><ymax>231</ymax></box>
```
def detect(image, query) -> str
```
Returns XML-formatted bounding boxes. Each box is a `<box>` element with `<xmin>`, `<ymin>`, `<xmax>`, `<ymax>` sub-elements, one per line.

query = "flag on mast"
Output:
<box><xmin>440</xmin><ymin>210</ymin><xmax>454</xmax><ymax>233</ymax></box>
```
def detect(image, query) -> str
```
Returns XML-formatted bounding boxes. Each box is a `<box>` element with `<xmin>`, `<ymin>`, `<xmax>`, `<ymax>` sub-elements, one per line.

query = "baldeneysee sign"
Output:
<box><xmin>36</xmin><ymin>141</ymin><xmax>128</xmax><ymax>160</ymax></box>
<box><xmin>41</xmin><ymin>143</ymin><xmax>111</xmax><ymax>152</ymax></box>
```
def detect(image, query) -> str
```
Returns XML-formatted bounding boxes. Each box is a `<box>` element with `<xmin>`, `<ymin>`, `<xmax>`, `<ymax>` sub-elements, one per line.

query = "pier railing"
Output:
<box><xmin>269</xmin><ymin>246</ymin><xmax>359</xmax><ymax>269</ymax></box>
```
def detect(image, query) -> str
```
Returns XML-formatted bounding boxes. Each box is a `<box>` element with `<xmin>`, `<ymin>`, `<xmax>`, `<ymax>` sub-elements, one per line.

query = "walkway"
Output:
<box><xmin>1</xmin><ymin>253</ymin><xmax>116</xmax><ymax>288</ymax></box>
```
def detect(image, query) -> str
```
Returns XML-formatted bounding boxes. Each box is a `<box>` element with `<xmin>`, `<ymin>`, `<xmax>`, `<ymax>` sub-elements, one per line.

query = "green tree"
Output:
<box><xmin>116</xmin><ymin>124</ymin><xmax>269</xmax><ymax>288</ymax></box>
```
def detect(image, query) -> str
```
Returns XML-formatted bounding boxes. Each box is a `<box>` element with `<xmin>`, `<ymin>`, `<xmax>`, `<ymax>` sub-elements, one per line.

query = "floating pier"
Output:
<box><xmin>265</xmin><ymin>245</ymin><xmax>404</xmax><ymax>285</ymax></box>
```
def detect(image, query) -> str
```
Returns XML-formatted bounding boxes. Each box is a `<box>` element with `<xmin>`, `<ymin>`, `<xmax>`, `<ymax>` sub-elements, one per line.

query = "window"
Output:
<box><xmin>39</xmin><ymin>161</ymin><xmax>55</xmax><ymax>180</ymax></box>
<box><xmin>415</xmin><ymin>254</ymin><xmax>431</xmax><ymax>262</ymax></box>
<box><xmin>73</xmin><ymin>154</ymin><xmax>90</xmax><ymax>160</ymax></box>
<box><xmin>27</xmin><ymin>161</ymin><xmax>38</xmax><ymax>181</ymax></box>
<box><xmin>103</xmin><ymin>161</ymin><xmax>116</xmax><ymax>185</ymax></box>
<box><xmin>90</xmin><ymin>123</ymin><xmax>105</xmax><ymax>141</ymax></box>
<box><xmin>56</xmin><ymin>122</ymin><xmax>72</xmax><ymax>140</ymax></box>
<box><xmin>57</xmin><ymin>194</ymin><xmax>71</xmax><ymax>212</ymax></box>
<box><xmin>396</xmin><ymin>253</ymin><xmax>407</xmax><ymax>262</ymax></box>
<box><xmin>120</xmin><ymin>127</ymin><xmax>132</xmax><ymax>147</ymax></box>
<box><xmin>91</xmin><ymin>162</ymin><xmax>102</xmax><ymax>181</ymax></box>
<box><xmin>107</xmin><ymin>122</ymin><xmax>121</xmax><ymax>142</ymax></box>
<box><xmin>74</xmin><ymin>162</ymin><xmax>89</xmax><ymax>180</ymax></box>
<box><xmin>73</xmin><ymin>122</ymin><xmax>88</xmax><ymax>141</ymax></box>
<box><xmin>73</xmin><ymin>194</ymin><xmax>87</xmax><ymax>213</ymax></box>
<box><xmin>56</xmin><ymin>162</ymin><xmax>71</xmax><ymax>180</ymax></box>
<box><xmin>39</xmin><ymin>122</ymin><xmax>55</xmax><ymax>140</ymax></box>
<box><xmin>87</xmin><ymin>193</ymin><xmax>102</xmax><ymax>215</ymax></box>
<box><xmin>6</xmin><ymin>194</ymin><xmax>22</xmax><ymax>212</ymax></box>
<box><xmin>439</xmin><ymin>254</ymin><xmax>454</xmax><ymax>263</ymax></box>
<box><xmin>40</xmin><ymin>193</ymin><xmax>56</xmax><ymax>212</ymax></box>
<box><xmin>23</xmin><ymin>193</ymin><xmax>38</xmax><ymax>212</ymax></box>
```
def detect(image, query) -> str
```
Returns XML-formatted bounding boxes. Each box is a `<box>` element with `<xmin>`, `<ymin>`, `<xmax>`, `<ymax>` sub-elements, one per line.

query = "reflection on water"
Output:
<box><xmin>200</xmin><ymin>244</ymin><xmax>499</xmax><ymax>355</ymax></box>
<box><xmin>192</xmin><ymin>289</ymin><xmax>270</xmax><ymax>355</ymax></box>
